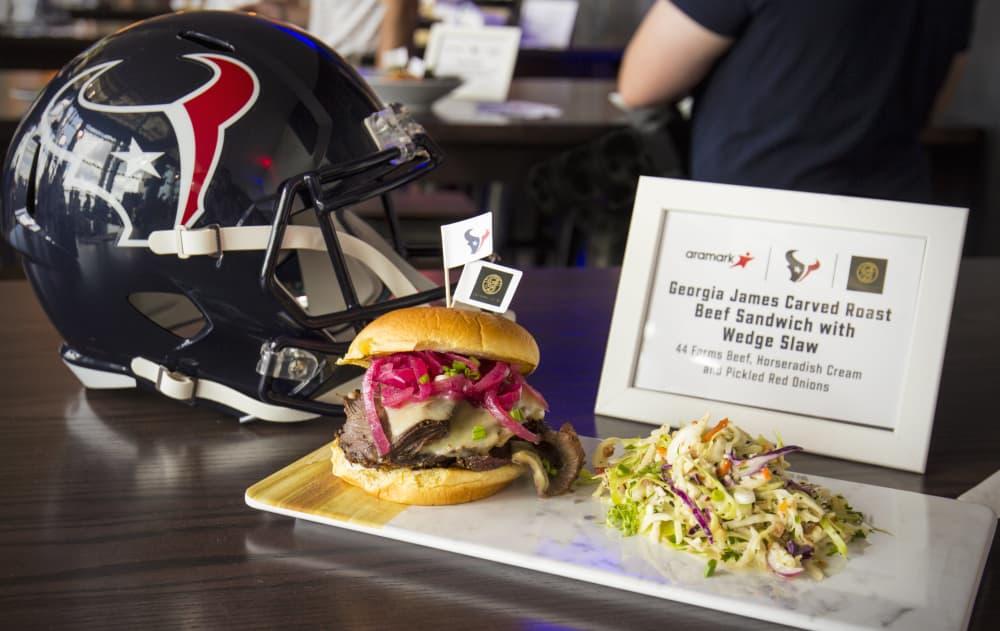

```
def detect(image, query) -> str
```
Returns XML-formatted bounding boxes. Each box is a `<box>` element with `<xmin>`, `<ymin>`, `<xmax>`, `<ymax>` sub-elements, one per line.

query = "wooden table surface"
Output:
<box><xmin>0</xmin><ymin>262</ymin><xmax>997</xmax><ymax>629</ymax></box>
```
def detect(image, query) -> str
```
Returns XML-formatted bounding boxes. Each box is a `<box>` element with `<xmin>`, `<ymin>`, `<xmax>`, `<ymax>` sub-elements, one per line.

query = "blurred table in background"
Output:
<box><xmin>417</xmin><ymin>78</ymin><xmax>627</xmax><ymax>259</ymax></box>
<box><xmin>0</xmin><ymin>19</ymin><xmax>127</xmax><ymax>70</ymax></box>
<box><xmin>0</xmin><ymin>19</ymin><xmax>991</xmax><ymax>263</ymax></box>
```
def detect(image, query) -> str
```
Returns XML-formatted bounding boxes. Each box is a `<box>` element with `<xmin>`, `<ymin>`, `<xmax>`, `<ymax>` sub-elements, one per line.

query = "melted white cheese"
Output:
<box><xmin>415</xmin><ymin>390</ymin><xmax>546</xmax><ymax>457</ymax></box>
<box><xmin>384</xmin><ymin>397</ymin><xmax>456</xmax><ymax>438</ymax></box>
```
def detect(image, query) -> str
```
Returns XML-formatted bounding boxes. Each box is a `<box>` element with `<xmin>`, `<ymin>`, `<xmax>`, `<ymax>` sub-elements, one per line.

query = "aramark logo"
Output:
<box><xmin>685</xmin><ymin>250</ymin><xmax>754</xmax><ymax>269</ymax></box>
<box><xmin>730</xmin><ymin>252</ymin><xmax>754</xmax><ymax>268</ymax></box>
<box><xmin>785</xmin><ymin>250</ymin><xmax>821</xmax><ymax>282</ymax></box>
<box><xmin>685</xmin><ymin>250</ymin><xmax>734</xmax><ymax>263</ymax></box>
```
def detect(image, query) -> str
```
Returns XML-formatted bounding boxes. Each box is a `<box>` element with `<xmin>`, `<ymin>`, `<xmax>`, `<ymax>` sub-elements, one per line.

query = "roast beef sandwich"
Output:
<box><xmin>333</xmin><ymin>305</ymin><xmax>585</xmax><ymax>505</ymax></box>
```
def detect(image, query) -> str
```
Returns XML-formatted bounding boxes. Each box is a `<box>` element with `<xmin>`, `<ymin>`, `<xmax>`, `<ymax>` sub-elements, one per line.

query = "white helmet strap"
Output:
<box><xmin>148</xmin><ymin>223</ymin><xmax>422</xmax><ymax>298</ymax></box>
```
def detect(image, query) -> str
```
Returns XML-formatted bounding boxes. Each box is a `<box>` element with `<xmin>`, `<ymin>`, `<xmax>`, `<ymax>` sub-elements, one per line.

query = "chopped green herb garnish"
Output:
<box><xmin>541</xmin><ymin>457</ymin><xmax>559</xmax><ymax>478</ymax></box>
<box><xmin>471</xmin><ymin>425</ymin><xmax>486</xmax><ymax>440</ymax></box>
<box><xmin>418</xmin><ymin>373</ymin><xmax>430</xmax><ymax>385</ymax></box>
<box><xmin>510</xmin><ymin>407</ymin><xmax>524</xmax><ymax>421</ymax></box>
<box><xmin>443</xmin><ymin>360</ymin><xmax>480</xmax><ymax>380</ymax></box>
<box><xmin>704</xmin><ymin>559</ymin><xmax>718</xmax><ymax>577</ymax></box>
<box><xmin>607</xmin><ymin>502</ymin><xmax>641</xmax><ymax>536</ymax></box>
<box><xmin>721</xmin><ymin>548</ymin><xmax>740</xmax><ymax>562</ymax></box>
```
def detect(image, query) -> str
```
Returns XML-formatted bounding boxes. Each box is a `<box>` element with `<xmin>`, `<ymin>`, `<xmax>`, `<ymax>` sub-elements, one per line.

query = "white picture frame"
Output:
<box><xmin>595</xmin><ymin>177</ymin><xmax>967</xmax><ymax>472</ymax></box>
<box><xmin>424</xmin><ymin>24</ymin><xmax>521</xmax><ymax>102</ymax></box>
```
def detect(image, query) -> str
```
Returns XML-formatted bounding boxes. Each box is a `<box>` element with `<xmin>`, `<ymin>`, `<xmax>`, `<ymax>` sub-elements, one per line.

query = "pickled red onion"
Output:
<box><xmin>408</xmin><ymin>355</ymin><xmax>432</xmax><ymax>399</ymax></box>
<box><xmin>497</xmin><ymin>385</ymin><xmax>521</xmax><ymax>410</ymax></box>
<box><xmin>362</xmin><ymin>352</ymin><xmax>544</xmax><ymax>447</ymax></box>
<box><xmin>380</xmin><ymin>385</ymin><xmax>414</xmax><ymax>408</ymax></box>
<box><xmin>511</xmin><ymin>371</ymin><xmax>549</xmax><ymax>410</ymax></box>
<box><xmin>420</xmin><ymin>351</ymin><xmax>442</xmax><ymax>374</ymax></box>
<box><xmin>444</xmin><ymin>352</ymin><xmax>478</xmax><ymax>369</ymax></box>
<box><xmin>469</xmin><ymin>362</ymin><xmax>508</xmax><ymax>394</ymax></box>
<box><xmin>483</xmin><ymin>390</ymin><xmax>539</xmax><ymax>443</ymax></box>
<box><xmin>363</xmin><ymin>358</ymin><xmax>392</xmax><ymax>455</ymax></box>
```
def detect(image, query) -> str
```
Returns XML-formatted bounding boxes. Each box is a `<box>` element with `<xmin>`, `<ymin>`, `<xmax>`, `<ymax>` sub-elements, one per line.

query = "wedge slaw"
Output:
<box><xmin>592</xmin><ymin>417</ymin><xmax>874</xmax><ymax>580</ymax></box>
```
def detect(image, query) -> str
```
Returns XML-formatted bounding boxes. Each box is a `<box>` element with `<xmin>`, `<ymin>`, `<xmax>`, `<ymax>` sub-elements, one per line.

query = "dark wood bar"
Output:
<box><xmin>0</xmin><ymin>261</ymin><xmax>996</xmax><ymax>629</ymax></box>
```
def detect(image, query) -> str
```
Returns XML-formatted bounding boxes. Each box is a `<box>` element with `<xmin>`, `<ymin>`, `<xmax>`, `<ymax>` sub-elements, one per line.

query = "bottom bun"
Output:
<box><xmin>330</xmin><ymin>439</ymin><xmax>524</xmax><ymax>506</ymax></box>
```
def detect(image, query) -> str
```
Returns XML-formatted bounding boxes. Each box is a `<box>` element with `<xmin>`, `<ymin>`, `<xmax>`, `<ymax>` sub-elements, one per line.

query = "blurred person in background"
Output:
<box><xmin>183</xmin><ymin>0</ymin><xmax>418</xmax><ymax>65</ymax></box>
<box><xmin>306</xmin><ymin>0</ymin><xmax>418</xmax><ymax>65</ymax></box>
<box><xmin>618</xmin><ymin>1</ymin><xmax>976</xmax><ymax>203</ymax></box>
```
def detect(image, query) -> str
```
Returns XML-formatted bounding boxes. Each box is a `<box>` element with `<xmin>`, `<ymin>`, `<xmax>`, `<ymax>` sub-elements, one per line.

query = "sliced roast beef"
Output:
<box><xmin>457</xmin><ymin>454</ymin><xmax>513</xmax><ymax>471</ymax></box>
<box><xmin>339</xmin><ymin>389</ymin><xmax>454</xmax><ymax>469</ymax></box>
<box><xmin>338</xmin><ymin>389</ymin><xmax>584</xmax><ymax>487</ymax></box>
<box><xmin>387</xmin><ymin>420</ymin><xmax>451</xmax><ymax>467</ymax></box>
<box><xmin>339</xmin><ymin>391</ymin><xmax>381</xmax><ymax>466</ymax></box>
<box><xmin>536</xmin><ymin>422</ymin><xmax>586</xmax><ymax>496</ymax></box>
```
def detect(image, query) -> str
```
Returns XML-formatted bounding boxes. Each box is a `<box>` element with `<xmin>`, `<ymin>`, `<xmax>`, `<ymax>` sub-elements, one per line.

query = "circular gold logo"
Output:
<box><xmin>481</xmin><ymin>274</ymin><xmax>503</xmax><ymax>295</ymax></box>
<box><xmin>855</xmin><ymin>261</ymin><xmax>879</xmax><ymax>285</ymax></box>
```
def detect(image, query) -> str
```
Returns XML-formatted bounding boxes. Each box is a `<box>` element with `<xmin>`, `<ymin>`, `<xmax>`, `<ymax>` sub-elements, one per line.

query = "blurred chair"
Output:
<box><xmin>527</xmin><ymin>103</ymin><xmax>687</xmax><ymax>266</ymax></box>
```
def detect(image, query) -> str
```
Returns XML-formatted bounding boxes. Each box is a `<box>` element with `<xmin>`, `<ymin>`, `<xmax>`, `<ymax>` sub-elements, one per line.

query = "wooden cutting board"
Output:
<box><xmin>246</xmin><ymin>443</ymin><xmax>407</xmax><ymax>528</ymax></box>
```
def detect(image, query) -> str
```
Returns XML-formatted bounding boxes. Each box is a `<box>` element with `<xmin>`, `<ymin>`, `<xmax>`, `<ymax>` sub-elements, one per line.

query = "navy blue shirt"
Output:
<box><xmin>670</xmin><ymin>0</ymin><xmax>973</xmax><ymax>202</ymax></box>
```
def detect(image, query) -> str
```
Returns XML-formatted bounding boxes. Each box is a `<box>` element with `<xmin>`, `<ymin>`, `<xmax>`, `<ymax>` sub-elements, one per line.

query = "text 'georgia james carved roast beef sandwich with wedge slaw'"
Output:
<box><xmin>332</xmin><ymin>306</ymin><xmax>585</xmax><ymax>505</ymax></box>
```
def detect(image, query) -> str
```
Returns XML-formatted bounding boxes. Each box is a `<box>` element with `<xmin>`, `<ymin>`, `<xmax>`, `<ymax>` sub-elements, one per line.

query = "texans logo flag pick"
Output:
<box><xmin>440</xmin><ymin>212</ymin><xmax>493</xmax><ymax>269</ymax></box>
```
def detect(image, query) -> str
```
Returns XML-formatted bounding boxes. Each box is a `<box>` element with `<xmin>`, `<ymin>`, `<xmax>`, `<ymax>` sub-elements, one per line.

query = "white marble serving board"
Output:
<box><xmin>246</xmin><ymin>440</ymin><xmax>996</xmax><ymax>631</ymax></box>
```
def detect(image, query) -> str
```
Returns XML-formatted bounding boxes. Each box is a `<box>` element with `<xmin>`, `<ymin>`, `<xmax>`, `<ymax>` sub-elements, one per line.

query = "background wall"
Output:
<box><xmin>938</xmin><ymin>0</ymin><xmax>1000</xmax><ymax>255</ymax></box>
<box><xmin>570</xmin><ymin>0</ymin><xmax>654</xmax><ymax>48</ymax></box>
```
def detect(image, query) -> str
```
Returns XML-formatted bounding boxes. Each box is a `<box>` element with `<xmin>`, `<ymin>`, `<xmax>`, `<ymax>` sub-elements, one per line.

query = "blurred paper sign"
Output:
<box><xmin>596</xmin><ymin>177</ymin><xmax>967</xmax><ymax>472</ymax></box>
<box><xmin>440</xmin><ymin>212</ymin><xmax>493</xmax><ymax>269</ymax></box>
<box><xmin>453</xmin><ymin>260</ymin><xmax>522</xmax><ymax>314</ymax></box>
<box><xmin>425</xmin><ymin>24</ymin><xmax>521</xmax><ymax>102</ymax></box>
<box><xmin>520</xmin><ymin>0</ymin><xmax>579</xmax><ymax>49</ymax></box>
<box><xmin>476</xmin><ymin>100</ymin><xmax>562</xmax><ymax>120</ymax></box>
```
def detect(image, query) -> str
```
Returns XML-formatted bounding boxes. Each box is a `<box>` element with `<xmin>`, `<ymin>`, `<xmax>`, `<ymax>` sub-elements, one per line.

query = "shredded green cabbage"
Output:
<box><xmin>593</xmin><ymin>417</ymin><xmax>874</xmax><ymax>579</ymax></box>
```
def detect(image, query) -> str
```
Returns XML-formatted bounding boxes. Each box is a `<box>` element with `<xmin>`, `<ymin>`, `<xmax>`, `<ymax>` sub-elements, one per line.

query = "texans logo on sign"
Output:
<box><xmin>35</xmin><ymin>53</ymin><xmax>259</xmax><ymax>245</ymax></box>
<box><xmin>785</xmin><ymin>249</ymin><xmax>821</xmax><ymax>283</ymax></box>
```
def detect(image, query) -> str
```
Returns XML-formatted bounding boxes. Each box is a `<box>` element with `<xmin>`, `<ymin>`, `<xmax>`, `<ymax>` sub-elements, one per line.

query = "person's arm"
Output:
<box><xmin>377</xmin><ymin>0</ymin><xmax>419</xmax><ymax>66</ymax></box>
<box><xmin>618</xmin><ymin>1</ymin><xmax>734</xmax><ymax>109</ymax></box>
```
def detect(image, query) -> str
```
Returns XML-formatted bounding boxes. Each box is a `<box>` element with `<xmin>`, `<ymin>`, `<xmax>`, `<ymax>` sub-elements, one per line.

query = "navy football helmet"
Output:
<box><xmin>1</xmin><ymin>11</ymin><xmax>446</xmax><ymax>421</ymax></box>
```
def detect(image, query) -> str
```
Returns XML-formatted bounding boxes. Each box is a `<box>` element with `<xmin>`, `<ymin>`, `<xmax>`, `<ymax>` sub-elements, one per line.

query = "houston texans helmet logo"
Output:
<box><xmin>35</xmin><ymin>53</ymin><xmax>259</xmax><ymax>245</ymax></box>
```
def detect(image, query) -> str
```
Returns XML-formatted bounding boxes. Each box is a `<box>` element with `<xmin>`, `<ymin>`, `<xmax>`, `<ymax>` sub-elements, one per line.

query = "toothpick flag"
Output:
<box><xmin>453</xmin><ymin>260</ymin><xmax>522</xmax><ymax>314</ymax></box>
<box><xmin>440</xmin><ymin>212</ymin><xmax>493</xmax><ymax>269</ymax></box>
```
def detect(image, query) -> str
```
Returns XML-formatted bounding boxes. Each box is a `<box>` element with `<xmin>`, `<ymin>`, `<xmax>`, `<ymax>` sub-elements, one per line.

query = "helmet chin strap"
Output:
<box><xmin>148</xmin><ymin>224</ymin><xmax>422</xmax><ymax>298</ymax></box>
<box><xmin>129</xmin><ymin>356</ymin><xmax>318</xmax><ymax>422</ymax></box>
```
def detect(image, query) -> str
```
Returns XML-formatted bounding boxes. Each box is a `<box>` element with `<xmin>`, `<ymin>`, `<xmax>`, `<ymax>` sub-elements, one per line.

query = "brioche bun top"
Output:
<box><xmin>339</xmin><ymin>306</ymin><xmax>539</xmax><ymax>374</ymax></box>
